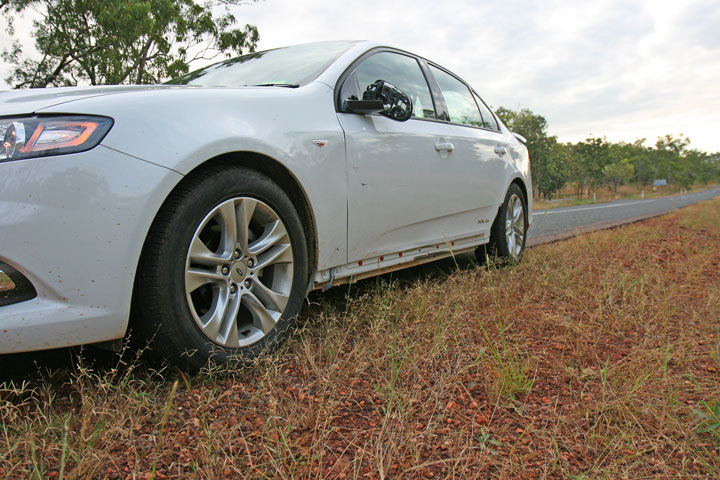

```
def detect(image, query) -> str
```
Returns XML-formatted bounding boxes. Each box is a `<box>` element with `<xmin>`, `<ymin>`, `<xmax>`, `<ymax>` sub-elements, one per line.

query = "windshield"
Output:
<box><xmin>167</xmin><ymin>41</ymin><xmax>359</xmax><ymax>87</ymax></box>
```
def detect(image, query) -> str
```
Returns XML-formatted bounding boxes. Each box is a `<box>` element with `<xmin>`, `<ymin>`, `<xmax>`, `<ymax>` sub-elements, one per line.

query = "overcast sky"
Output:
<box><xmin>2</xmin><ymin>0</ymin><xmax>719</xmax><ymax>152</ymax></box>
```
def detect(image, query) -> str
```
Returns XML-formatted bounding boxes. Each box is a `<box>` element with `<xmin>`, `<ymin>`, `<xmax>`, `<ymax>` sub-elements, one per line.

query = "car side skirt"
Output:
<box><xmin>313</xmin><ymin>232</ymin><xmax>488</xmax><ymax>290</ymax></box>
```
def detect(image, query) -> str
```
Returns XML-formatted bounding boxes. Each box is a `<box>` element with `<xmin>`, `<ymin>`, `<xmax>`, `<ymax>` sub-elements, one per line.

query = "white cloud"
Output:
<box><xmin>1</xmin><ymin>0</ymin><xmax>719</xmax><ymax>152</ymax></box>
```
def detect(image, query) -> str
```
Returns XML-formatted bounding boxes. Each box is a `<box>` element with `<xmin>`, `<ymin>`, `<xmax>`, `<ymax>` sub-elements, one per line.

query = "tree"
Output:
<box><xmin>1</xmin><ymin>0</ymin><xmax>259</xmax><ymax>87</ymax></box>
<box><xmin>602</xmin><ymin>157</ymin><xmax>634</xmax><ymax>192</ymax></box>
<box><xmin>569</xmin><ymin>137</ymin><xmax>610</xmax><ymax>197</ymax></box>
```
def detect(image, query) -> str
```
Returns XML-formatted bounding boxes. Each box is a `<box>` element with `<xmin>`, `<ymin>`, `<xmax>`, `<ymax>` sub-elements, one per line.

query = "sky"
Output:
<box><xmin>1</xmin><ymin>0</ymin><xmax>719</xmax><ymax>152</ymax></box>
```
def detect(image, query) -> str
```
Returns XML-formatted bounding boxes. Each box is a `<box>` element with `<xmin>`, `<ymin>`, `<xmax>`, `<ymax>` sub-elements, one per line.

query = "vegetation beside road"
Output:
<box><xmin>1</xmin><ymin>198</ymin><xmax>719</xmax><ymax>479</ymax></box>
<box><xmin>533</xmin><ymin>182</ymin><xmax>717</xmax><ymax>210</ymax></box>
<box><xmin>497</xmin><ymin>107</ymin><xmax>720</xmax><ymax>202</ymax></box>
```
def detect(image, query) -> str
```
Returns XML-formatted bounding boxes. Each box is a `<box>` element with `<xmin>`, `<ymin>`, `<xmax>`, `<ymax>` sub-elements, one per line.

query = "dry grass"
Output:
<box><xmin>1</xmin><ymin>198</ymin><xmax>719</xmax><ymax>479</ymax></box>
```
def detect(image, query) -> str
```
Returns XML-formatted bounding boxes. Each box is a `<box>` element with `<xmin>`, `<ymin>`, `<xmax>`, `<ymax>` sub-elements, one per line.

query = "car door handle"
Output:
<box><xmin>494</xmin><ymin>145</ymin><xmax>508</xmax><ymax>155</ymax></box>
<box><xmin>435</xmin><ymin>142</ymin><xmax>455</xmax><ymax>152</ymax></box>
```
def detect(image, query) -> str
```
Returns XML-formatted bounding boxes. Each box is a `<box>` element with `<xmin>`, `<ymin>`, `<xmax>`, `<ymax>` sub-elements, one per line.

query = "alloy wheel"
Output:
<box><xmin>504</xmin><ymin>193</ymin><xmax>525</xmax><ymax>258</ymax></box>
<box><xmin>184</xmin><ymin>197</ymin><xmax>294</xmax><ymax>348</ymax></box>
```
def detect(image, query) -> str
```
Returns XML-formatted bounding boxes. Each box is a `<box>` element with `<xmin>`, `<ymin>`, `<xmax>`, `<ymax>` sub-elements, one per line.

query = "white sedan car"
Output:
<box><xmin>0</xmin><ymin>41</ymin><xmax>531</xmax><ymax>369</ymax></box>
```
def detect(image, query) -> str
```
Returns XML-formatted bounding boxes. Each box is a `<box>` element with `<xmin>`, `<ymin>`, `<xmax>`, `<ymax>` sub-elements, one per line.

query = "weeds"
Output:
<box><xmin>693</xmin><ymin>401</ymin><xmax>720</xmax><ymax>444</ymax></box>
<box><xmin>0</xmin><ymin>198</ymin><xmax>719</xmax><ymax>478</ymax></box>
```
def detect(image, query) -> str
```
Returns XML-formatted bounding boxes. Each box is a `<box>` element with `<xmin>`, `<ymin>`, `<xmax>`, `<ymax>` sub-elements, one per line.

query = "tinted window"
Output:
<box><xmin>429</xmin><ymin>65</ymin><xmax>484</xmax><ymax>127</ymax></box>
<box><xmin>168</xmin><ymin>41</ymin><xmax>357</xmax><ymax>87</ymax></box>
<box><xmin>341</xmin><ymin>52</ymin><xmax>436</xmax><ymax>119</ymax></box>
<box><xmin>473</xmin><ymin>92</ymin><xmax>499</xmax><ymax>131</ymax></box>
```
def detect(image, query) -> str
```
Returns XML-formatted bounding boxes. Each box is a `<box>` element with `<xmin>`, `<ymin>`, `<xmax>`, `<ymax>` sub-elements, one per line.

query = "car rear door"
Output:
<box><xmin>424</xmin><ymin>64</ymin><xmax>510</xmax><ymax>229</ymax></box>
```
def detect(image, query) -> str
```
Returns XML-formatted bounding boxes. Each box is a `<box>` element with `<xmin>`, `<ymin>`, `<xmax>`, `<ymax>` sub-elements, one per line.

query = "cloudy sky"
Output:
<box><xmin>1</xmin><ymin>0</ymin><xmax>719</xmax><ymax>152</ymax></box>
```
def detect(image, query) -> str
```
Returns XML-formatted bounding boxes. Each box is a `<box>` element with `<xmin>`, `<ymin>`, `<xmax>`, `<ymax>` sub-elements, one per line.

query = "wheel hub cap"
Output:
<box><xmin>184</xmin><ymin>197</ymin><xmax>294</xmax><ymax>349</ymax></box>
<box><xmin>230</xmin><ymin>261</ymin><xmax>248</xmax><ymax>283</ymax></box>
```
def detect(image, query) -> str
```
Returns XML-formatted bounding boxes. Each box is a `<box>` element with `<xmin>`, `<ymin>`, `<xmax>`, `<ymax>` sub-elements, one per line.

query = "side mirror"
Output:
<box><xmin>343</xmin><ymin>80</ymin><xmax>413</xmax><ymax>122</ymax></box>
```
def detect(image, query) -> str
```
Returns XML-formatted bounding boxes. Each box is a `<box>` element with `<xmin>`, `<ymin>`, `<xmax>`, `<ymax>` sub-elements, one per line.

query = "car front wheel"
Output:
<box><xmin>132</xmin><ymin>166</ymin><xmax>308</xmax><ymax>370</ymax></box>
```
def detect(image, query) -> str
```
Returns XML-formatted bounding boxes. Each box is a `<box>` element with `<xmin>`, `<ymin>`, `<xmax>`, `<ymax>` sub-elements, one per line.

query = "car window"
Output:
<box><xmin>473</xmin><ymin>92</ymin><xmax>500</xmax><ymax>131</ymax></box>
<box><xmin>429</xmin><ymin>65</ymin><xmax>484</xmax><ymax>128</ymax></box>
<box><xmin>341</xmin><ymin>52</ymin><xmax>436</xmax><ymax>120</ymax></box>
<box><xmin>167</xmin><ymin>41</ymin><xmax>358</xmax><ymax>87</ymax></box>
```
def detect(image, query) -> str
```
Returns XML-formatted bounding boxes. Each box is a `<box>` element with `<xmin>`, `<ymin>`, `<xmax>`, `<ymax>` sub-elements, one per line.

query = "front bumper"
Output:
<box><xmin>0</xmin><ymin>145</ymin><xmax>182</xmax><ymax>353</ymax></box>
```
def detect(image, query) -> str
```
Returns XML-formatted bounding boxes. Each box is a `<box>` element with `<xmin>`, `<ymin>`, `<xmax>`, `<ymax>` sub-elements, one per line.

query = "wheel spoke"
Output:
<box><xmin>188</xmin><ymin>237</ymin><xmax>227</xmax><ymax>265</ymax></box>
<box><xmin>243</xmin><ymin>291</ymin><xmax>281</xmax><ymax>334</ymax></box>
<box><xmin>236</xmin><ymin>198</ymin><xmax>257</xmax><ymax>255</ymax></box>
<box><xmin>248</xmin><ymin>220</ymin><xmax>288</xmax><ymax>256</ymax></box>
<box><xmin>255</xmin><ymin>243</ymin><xmax>293</xmax><ymax>270</ymax></box>
<box><xmin>507</xmin><ymin>232</ymin><xmax>515</xmax><ymax>255</ymax></box>
<box><xmin>252</xmin><ymin>277</ymin><xmax>289</xmax><ymax>312</ymax></box>
<box><xmin>217</xmin><ymin>200</ymin><xmax>239</xmax><ymax>256</ymax></box>
<box><xmin>513</xmin><ymin>223</ymin><xmax>524</xmax><ymax>238</ymax></box>
<box><xmin>513</xmin><ymin>201</ymin><xmax>523</xmax><ymax>222</ymax></box>
<box><xmin>197</xmin><ymin>287</ymin><xmax>230</xmax><ymax>341</ymax></box>
<box><xmin>186</xmin><ymin>268</ymin><xmax>227</xmax><ymax>293</ymax></box>
<box><xmin>217</xmin><ymin>293</ymin><xmax>242</xmax><ymax>346</ymax></box>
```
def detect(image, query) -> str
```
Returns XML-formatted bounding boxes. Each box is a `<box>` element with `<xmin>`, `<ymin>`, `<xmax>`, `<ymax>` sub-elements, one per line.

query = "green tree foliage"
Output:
<box><xmin>569</xmin><ymin>136</ymin><xmax>610</xmax><ymax>196</ymax></box>
<box><xmin>603</xmin><ymin>157</ymin><xmax>635</xmax><ymax>192</ymax></box>
<box><xmin>1</xmin><ymin>0</ymin><xmax>259</xmax><ymax>87</ymax></box>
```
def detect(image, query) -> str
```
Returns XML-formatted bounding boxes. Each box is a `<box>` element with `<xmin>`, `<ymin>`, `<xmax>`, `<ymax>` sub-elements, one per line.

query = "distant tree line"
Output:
<box><xmin>496</xmin><ymin>107</ymin><xmax>720</xmax><ymax>201</ymax></box>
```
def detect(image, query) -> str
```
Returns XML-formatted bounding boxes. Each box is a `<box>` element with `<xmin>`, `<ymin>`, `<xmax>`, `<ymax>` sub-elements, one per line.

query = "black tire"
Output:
<box><xmin>132</xmin><ymin>165</ymin><xmax>308</xmax><ymax>371</ymax></box>
<box><xmin>475</xmin><ymin>183</ymin><xmax>528</xmax><ymax>264</ymax></box>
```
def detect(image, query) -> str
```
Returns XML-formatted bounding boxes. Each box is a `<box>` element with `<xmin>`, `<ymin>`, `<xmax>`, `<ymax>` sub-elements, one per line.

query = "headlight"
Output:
<box><xmin>0</xmin><ymin>115</ymin><xmax>113</xmax><ymax>162</ymax></box>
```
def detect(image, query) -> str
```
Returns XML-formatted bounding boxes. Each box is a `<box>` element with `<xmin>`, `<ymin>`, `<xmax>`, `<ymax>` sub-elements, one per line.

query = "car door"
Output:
<box><xmin>337</xmin><ymin>50</ymin><xmax>447</xmax><ymax>262</ymax></box>
<box><xmin>337</xmin><ymin>50</ymin><xmax>510</xmax><ymax>262</ymax></box>
<box><xmin>425</xmin><ymin>64</ymin><xmax>511</xmax><ymax>232</ymax></box>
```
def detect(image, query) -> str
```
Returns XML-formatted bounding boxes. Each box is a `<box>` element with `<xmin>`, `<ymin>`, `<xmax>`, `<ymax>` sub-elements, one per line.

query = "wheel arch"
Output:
<box><xmin>511</xmin><ymin>176</ymin><xmax>529</xmax><ymax>205</ymax></box>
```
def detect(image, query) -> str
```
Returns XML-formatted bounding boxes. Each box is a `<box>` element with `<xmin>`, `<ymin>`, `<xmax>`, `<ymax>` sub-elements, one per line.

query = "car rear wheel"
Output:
<box><xmin>132</xmin><ymin>165</ymin><xmax>308</xmax><ymax>370</ymax></box>
<box><xmin>476</xmin><ymin>183</ymin><xmax>528</xmax><ymax>264</ymax></box>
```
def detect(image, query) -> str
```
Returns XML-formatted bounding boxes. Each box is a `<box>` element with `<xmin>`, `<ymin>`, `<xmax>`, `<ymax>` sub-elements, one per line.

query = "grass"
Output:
<box><xmin>1</xmin><ymin>197</ymin><xmax>719</xmax><ymax>478</ymax></box>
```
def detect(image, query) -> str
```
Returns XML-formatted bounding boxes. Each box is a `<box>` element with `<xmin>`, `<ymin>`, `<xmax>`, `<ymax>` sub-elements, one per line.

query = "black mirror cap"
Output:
<box><xmin>343</xmin><ymin>99</ymin><xmax>384</xmax><ymax>115</ymax></box>
<box><xmin>363</xmin><ymin>80</ymin><xmax>413</xmax><ymax>122</ymax></box>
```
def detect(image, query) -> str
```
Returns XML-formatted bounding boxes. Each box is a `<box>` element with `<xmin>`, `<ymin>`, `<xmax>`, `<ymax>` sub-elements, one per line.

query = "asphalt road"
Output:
<box><xmin>527</xmin><ymin>186</ymin><xmax>720</xmax><ymax>246</ymax></box>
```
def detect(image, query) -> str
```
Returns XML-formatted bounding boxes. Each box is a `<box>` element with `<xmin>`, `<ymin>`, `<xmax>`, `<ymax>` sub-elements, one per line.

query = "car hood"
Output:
<box><xmin>0</xmin><ymin>85</ymin><xmax>181</xmax><ymax>117</ymax></box>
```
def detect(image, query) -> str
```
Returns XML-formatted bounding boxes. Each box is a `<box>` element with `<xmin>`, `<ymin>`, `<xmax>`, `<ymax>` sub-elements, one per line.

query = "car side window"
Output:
<box><xmin>341</xmin><ymin>52</ymin><xmax>436</xmax><ymax>120</ymax></box>
<box><xmin>473</xmin><ymin>92</ymin><xmax>500</xmax><ymax>131</ymax></box>
<box><xmin>429</xmin><ymin>65</ymin><xmax>485</xmax><ymax>128</ymax></box>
